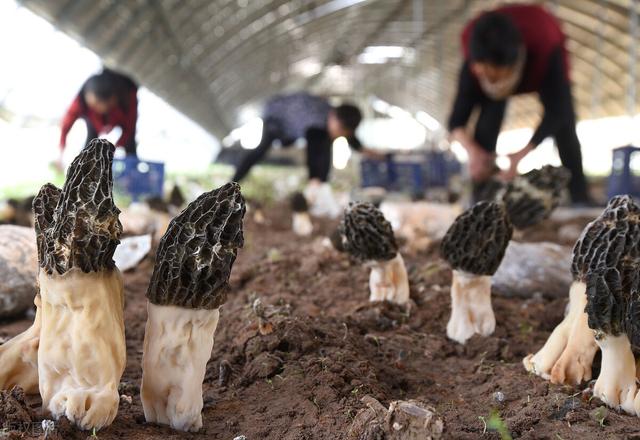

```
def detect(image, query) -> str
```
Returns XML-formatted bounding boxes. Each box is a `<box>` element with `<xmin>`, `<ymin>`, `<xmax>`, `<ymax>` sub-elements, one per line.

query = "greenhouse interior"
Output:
<box><xmin>0</xmin><ymin>0</ymin><xmax>640</xmax><ymax>438</ymax></box>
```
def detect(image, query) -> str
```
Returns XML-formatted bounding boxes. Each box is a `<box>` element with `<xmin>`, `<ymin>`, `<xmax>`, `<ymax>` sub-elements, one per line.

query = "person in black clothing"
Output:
<box><xmin>232</xmin><ymin>92</ymin><xmax>371</xmax><ymax>183</ymax></box>
<box><xmin>448</xmin><ymin>5</ymin><xmax>590</xmax><ymax>203</ymax></box>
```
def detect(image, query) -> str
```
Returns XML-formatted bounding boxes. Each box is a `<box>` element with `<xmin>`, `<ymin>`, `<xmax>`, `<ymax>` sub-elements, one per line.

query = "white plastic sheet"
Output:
<box><xmin>113</xmin><ymin>234</ymin><xmax>152</xmax><ymax>272</ymax></box>
<box><xmin>493</xmin><ymin>241</ymin><xmax>573</xmax><ymax>299</ymax></box>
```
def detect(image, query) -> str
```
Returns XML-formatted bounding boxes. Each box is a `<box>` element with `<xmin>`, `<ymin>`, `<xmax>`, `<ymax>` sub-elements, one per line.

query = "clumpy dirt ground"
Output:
<box><xmin>1</xmin><ymin>203</ymin><xmax>639</xmax><ymax>439</ymax></box>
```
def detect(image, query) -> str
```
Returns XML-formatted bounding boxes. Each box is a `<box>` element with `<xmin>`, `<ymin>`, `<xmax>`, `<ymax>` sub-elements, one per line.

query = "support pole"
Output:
<box><xmin>628</xmin><ymin>0</ymin><xmax>638</xmax><ymax>118</ymax></box>
<box><xmin>412</xmin><ymin>0</ymin><xmax>424</xmax><ymax>116</ymax></box>
<box><xmin>591</xmin><ymin>0</ymin><xmax>607</xmax><ymax>118</ymax></box>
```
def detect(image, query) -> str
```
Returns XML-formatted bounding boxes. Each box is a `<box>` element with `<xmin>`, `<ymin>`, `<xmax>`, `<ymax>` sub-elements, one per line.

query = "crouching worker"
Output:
<box><xmin>59</xmin><ymin>68</ymin><xmax>138</xmax><ymax>167</ymax></box>
<box><xmin>448</xmin><ymin>4</ymin><xmax>591</xmax><ymax>204</ymax></box>
<box><xmin>231</xmin><ymin>92</ymin><xmax>374</xmax><ymax>217</ymax></box>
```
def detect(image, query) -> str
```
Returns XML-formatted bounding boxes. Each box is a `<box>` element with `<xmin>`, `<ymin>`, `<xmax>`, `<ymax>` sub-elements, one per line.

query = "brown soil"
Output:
<box><xmin>0</xmin><ymin>205</ymin><xmax>638</xmax><ymax>439</ymax></box>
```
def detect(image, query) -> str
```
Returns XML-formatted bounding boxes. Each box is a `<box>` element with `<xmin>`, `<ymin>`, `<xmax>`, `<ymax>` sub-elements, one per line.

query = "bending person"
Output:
<box><xmin>232</xmin><ymin>92</ymin><xmax>369</xmax><ymax>184</ymax></box>
<box><xmin>448</xmin><ymin>4</ymin><xmax>591</xmax><ymax>204</ymax></box>
<box><xmin>59</xmin><ymin>68</ymin><xmax>138</xmax><ymax>164</ymax></box>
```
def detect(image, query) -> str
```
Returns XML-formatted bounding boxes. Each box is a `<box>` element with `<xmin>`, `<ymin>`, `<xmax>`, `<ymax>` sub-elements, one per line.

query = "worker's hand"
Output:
<box><xmin>467</xmin><ymin>146</ymin><xmax>496</xmax><ymax>182</ymax></box>
<box><xmin>450</xmin><ymin>128</ymin><xmax>496</xmax><ymax>182</ymax></box>
<box><xmin>500</xmin><ymin>144</ymin><xmax>534</xmax><ymax>181</ymax></box>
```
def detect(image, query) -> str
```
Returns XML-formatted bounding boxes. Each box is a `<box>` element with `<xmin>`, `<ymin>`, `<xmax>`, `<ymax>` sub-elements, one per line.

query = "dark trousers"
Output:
<box><xmin>85</xmin><ymin>119</ymin><xmax>137</xmax><ymax>156</ymax></box>
<box><xmin>473</xmin><ymin>99</ymin><xmax>589</xmax><ymax>203</ymax></box>
<box><xmin>232</xmin><ymin>125</ymin><xmax>332</xmax><ymax>182</ymax></box>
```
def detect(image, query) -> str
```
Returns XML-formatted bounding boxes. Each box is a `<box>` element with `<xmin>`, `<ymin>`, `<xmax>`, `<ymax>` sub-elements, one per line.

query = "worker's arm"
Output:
<box><xmin>448</xmin><ymin>62</ymin><xmax>496</xmax><ymax>181</ymax></box>
<box><xmin>116</xmin><ymin>89</ymin><xmax>138</xmax><ymax>147</ymax></box>
<box><xmin>344</xmin><ymin>135</ymin><xmax>385</xmax><ymax>159</ymax></box>
<box><xmin>59</xmin><ymin>96</ymin><xmax>83</xmax><ymax>150</ymax></box>
<box><xmin>448</xmin><ymin>61</ymin><xmax>481</xmax><ymax>133</ymax></box>
<box><xmin>503</xmin><ymin>47</ymin><xmax>573</xmax><ymax>179</ymax></box>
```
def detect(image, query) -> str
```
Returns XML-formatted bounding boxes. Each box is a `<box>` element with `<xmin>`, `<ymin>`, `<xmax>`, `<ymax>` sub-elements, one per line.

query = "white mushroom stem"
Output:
<box><xmin>446</xmin><ymin>270</ymin><xmax>494</xmax><ymax>344</ymax></box>
<box><xmin>594</xmin><ymin>333</ymin><xmax>637</xmax><ymax>415</ymax></box>
<box><xmin>38</xmin><ymin>269</ymin><xmax>125</xmax><ymax>431</ymax></box>
<box><xmin>141</xmin><ymin>302</ymin><xmax>220</xmax><ymax>432</ymax></box>
<box><xmin>368</xmin><ymin>253</ymin><xmax>410</xmax><ymax>305</ymax></box>
<box><xmin>0</xmin><ymin>201</ymin><xmax>15</xmax><ymax>222</ymax></box>
<box><xmin>253</xmin><ymin>210</ymin><xmax>265</xmax><ymax>224</ymax></box>
<box><xmin>523</xmin><ymin>281</ymin><xmax>597</xmax><ymax>384</ymax></box>
<box><xmin>292</xmin><ymin>212</ymin><xmax>313</xmax><ymax>236</ymax></box>
<box><xmin>0</xmin><ymin>295</ymin><xmax>41</xmax><ymax>394</ymax></box>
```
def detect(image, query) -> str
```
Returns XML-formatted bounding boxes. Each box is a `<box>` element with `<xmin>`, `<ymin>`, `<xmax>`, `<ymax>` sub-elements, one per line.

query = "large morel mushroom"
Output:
<box><xmin>521</xmin><ymin>197</ymin><xmax>627</xmax><ymax>385</ymax></box>
<box><xmin>338</xmin><ymin>202</ymin><xmax>409</xmax><ymax>304</ymax></box>
<box><xmin>141</xmin><ymin>182</ymin><xmax>245</xmax><ymax>432</ymax></box>
<box><xmin>583</xmin><ymin>196</ymin><xmax>640</xmax><ymax>414</ymax></box>
<box><xmin>440</xmin><ymin>201</ymin><xmax>512</xmax><ymax>344</ymax></box>
<box><xmin>501</xmin><ymin>165</ymin><xmax>570</xmax><ymax>229</ymax></box>
<box><xmin>37</xmin><ymin>139</ymin><xmax>125</xmax><ymax>430</ymax></box>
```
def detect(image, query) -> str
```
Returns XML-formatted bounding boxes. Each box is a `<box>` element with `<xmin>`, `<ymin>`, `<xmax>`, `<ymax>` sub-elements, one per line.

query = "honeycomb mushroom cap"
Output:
<box><xmin>290</xmin><ymin>192</ymin><xmax>309</xmax><ymax>213</ymax></box>
<box><xmin>440</xmin><ymin>201</ymin><xmax>513</xmax><ymax>275</ymax></box>
<box><xmin>586</xmin><ymin>265</ymin><xmax>640</xmax><ymax>344</ymax></box>
<box><xmin>580</xmin><ymin>196</ymin><xmax>640</xmax><ymax>346</ymax></box>
<box><xmin>476</xmin><ymin>178</ymin><xmax>507</xmax><ymax>203</ymax></box>
<box><xmin>339</xmin><ymin>202</ymin><xmax>397</xmax><ymax>262</ymax></box>
<box><xmin>571</xmin><ymin>195</ymin><xmax>640</xmax><ymax>282</ymax></box>
<box><xmin>33</xmin><ymin>183</ymin><xmax>62</xmax><ymax>267</ymax></box>
<box><xmin>502</xmin><ymin>165</ymin><xmax>570</xmax><ymax>229</ymax></box>
<box><xmin>146</xmin><ymin>182</ymin><xmax>246</xmax><ymax>310</ymax></box>
<box><xmin>169</xmin><ymin>184</ymin><xmax>185</xmax><ymax>208</ymax></box>
<box><xmin>39</xmin><ymin>139</ymin><xmax>122</xmax><ymax>275</ymax></box>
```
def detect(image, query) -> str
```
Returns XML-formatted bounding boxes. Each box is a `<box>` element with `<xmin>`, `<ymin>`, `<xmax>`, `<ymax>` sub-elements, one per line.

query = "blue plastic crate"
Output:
<box><xmin>361</xmin><ymin>156</ymin><xmax>391</xmax><ymax>188</ymax></box>
<box><xmin>360</xmin><ymin>151</ymin><xmax>460</xmax><ymax>193</ymax></box>
<box><xmin>112</xmin><ymin>157</ymin><xmax>165</xmax><ymax>201</ymax></box>
<box><xmin>390</xmin><ymin>156</ymin><xmax>426</xmax><ymax>193</ymax></box>
<box><xmin>607</xmin><ymin>145</ymin><xmax>640</xmax><ymax>199</ymax></box>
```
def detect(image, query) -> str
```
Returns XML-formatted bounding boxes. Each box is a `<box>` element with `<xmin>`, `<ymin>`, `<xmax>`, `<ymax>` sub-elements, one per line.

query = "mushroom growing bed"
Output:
<box><xmin>0</xmin><ymin>200</ymin><xmax>638</xmax><ymax>439</ymax></box>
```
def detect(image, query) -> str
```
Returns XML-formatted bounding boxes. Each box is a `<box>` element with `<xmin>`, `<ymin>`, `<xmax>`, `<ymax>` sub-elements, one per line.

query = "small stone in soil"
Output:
<box><xmin>219</xmin><ymin>359</ymin><xmax>232</xmax><ymax>386</ymax></box>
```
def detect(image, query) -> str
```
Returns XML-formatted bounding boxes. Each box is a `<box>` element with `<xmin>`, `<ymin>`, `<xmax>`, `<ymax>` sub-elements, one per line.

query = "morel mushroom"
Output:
<box><xmin>141</xmin><ymin>182</ymin><xmax>245</xmax><ymax>432</ymax></box>
<box><xmin>0</xmin><ymin>186</ymin><xmax>58</xmax><ymax>394</ymax></box>
<box><xmin>338</xmin><ymin>202</ymin><xmax>409</xmax><ymax>305</ymax></box>
<box><xmin>291</xmin><ymin>192</ymin><xmax>312</xmax><ymax>236</ymax></box>
<box><xmin>440</xmin><ymin>201</ymin><xmax>512</xmax><ymax>344</ymax></box>
<box><xmin>523</xmin><ymin>196</ymin><xmax>633</xmax><ymax>385</ymax></box>
<box><xmin>168</xmin><ymin>183</ymin><xmax>185</xmax><ymax>209</ymax></box>
<box><xmin>584</xmin><ymin>196</ymin><xmax>640</xmax><ymax>414</ymax></box>
<box><xmin>501</xmin><ymin>165</ymin><xmax>570</xmax><ymax>229</ymax></box>
<box><xmin>37</xmin><ymin>139</ymin><xmax>125</xmax><ymax>430</ymax></box>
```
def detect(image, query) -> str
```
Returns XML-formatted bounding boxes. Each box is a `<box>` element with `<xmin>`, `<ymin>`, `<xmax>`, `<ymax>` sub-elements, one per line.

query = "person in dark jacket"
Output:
<box><xmin>448</xmin><ymin>4</ymin><xmax>590</xmax><ymax>203</ymax></box>
<box><xmin>232</xmin><ymin>92</ymin><xmax>369</xmax><ymax>183</ymax></box>
<box><xmin>59</xmin><ymin>68</ymin><xmax>138</xmax><ymax>161</ymax></box>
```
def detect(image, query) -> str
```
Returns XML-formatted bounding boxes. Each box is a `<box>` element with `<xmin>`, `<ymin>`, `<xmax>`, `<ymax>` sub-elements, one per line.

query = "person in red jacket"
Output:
<box><xmin>59</xmin><ymin>68</ymin><xmax>138</xmax><ymax>161</ymax></box>
<box><xmin>448</xmin><ymin>4</ymin><xmax>591</xmax><ymax>204</ymax></box>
